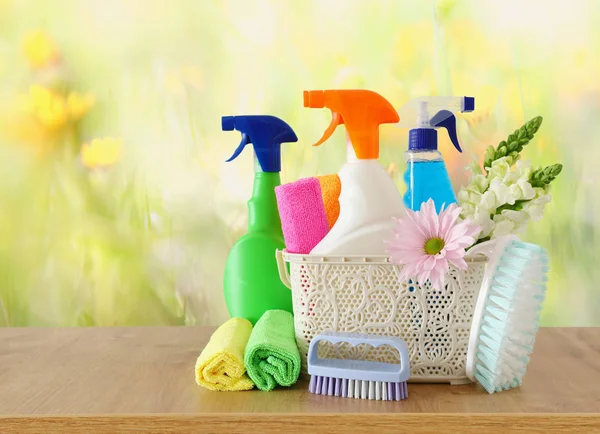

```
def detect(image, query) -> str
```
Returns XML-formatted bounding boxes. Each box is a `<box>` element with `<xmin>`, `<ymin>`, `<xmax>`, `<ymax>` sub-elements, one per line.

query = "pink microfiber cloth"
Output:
<box><xmin>275</xmin><ymin>178</ymin><xmax>330</xmax><ymax>254</ymax></box>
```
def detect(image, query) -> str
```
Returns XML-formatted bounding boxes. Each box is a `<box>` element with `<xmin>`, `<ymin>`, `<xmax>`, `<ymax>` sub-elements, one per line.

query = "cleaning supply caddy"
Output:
<box><xmin>304</xmin><ymin>89</ymin><xmax>405</xmax><ymax>256</ymax></box>
<box><xmin>398</xmin><ymin>96</ymin><xmax>474</xmax><ymax>213</ymax></box>
<box><xmin>222</xmin><ymin>115</ymin><xmax>298</xmax><ymax>324</ymax></box>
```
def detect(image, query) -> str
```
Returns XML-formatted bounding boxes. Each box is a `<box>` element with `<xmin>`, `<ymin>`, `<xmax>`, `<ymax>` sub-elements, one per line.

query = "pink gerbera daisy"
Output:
<box><xmin>386</xmin><ymin>199</ymin><xmax>481</xmax><ymax>290</ymax></box>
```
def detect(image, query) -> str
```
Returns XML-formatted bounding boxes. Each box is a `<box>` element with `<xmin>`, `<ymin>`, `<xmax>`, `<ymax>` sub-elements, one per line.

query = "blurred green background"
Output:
<box><xmin>0</xmin><ymin>0</ymin><xmax>596</xmax><ymax>326</ymax></box>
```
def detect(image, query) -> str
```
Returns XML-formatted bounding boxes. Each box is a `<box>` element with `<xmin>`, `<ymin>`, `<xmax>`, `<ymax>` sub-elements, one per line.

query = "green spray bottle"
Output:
<box><xmin>221</xmin><ymin>115</ymin><xmax>298</xmax><ymax>324</ymax></box>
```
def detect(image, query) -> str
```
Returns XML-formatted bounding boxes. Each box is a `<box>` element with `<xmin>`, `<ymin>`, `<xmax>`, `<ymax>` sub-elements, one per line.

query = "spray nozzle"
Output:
<box><xmin>397</xmin><ymin>96</ymin><xmax>474</xmax><ymax>153</ymax></box>
<box><xmin>222</xmin><ymin>115</ymin><xmax>298</xmax><ymax>172</ymax></box>
<box><xmin>304</xmin><ymin>89</ymin><xmax>399</xmax><ymax>159</ymax></box>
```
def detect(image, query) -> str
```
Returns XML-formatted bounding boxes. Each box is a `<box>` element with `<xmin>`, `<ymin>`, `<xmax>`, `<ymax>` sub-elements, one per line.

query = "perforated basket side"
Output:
<box><xmin>284</xmin><ymin>253</ymin><xmax>485</xmax><ymax>384</ymax></box>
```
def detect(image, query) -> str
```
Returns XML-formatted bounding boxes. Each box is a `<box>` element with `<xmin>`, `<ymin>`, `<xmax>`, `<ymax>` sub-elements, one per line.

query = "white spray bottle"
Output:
<box><xmin>304</xmin><ymin>89</ymin><xmax>405</xmax><ymax>256</ymax></box>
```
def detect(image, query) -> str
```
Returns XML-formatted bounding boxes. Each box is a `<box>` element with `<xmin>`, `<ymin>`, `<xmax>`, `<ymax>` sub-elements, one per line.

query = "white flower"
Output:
<box><xmin>491</xmin><ymin>218</ymin><xmax>515</xmax><ymax>239</ymax></box>
<box><xmin>504</xmin><ymin>168</ymin><xmax>521</xmax><ymax>184</ymax></box>
<box><xmin>522</xmin><ymin>193</ymin><xmax>551</xmax><ymax>221</ymax></box>
<box><xmin>480</xmin><ymin>190</ymin><xmax>497</xmax><ymax>211</ymax></box>
<box><xmin>489</xmin><ymin>179</ymin><xmax>520</xmax><ymax>205</ymax></box>
<box><xmin>467</xmin><ymin>160</ymin><xmax>483</xmax><ymax>176</ymax></box>
<box><xmin>472</xmin><ymin>174</ymin><xmax>488</xmax><ymax>193</ymax></box>
<box><xmin>460</xmin><ymin>201</ymin><xmax>476</xmax><ymax>217</ymax></box>
<box><xmin>472</xmin><ymin>210</ymin><xmax>495</xmax><ymax>237</ymax></box>
<box><xmin>515</xmin><ymin>160</ymin><xmax>534</xmax><ymax>180</ymax></box>
<box><xmin>523</xmin><ymin>203</ymin><xmax>546</xmax><ymax>221</ymax></box>
<box><xmin>500</xmin><ymin>209</ymin><xmax>528</xmax><ymax>223</ymax></box>
<box><xmin>458</xmin><ymin>156</ymin><xmax>555</xmax><ymax>242</ymax></box>
<box><xmin>488</xmin><ymin>157</ymin><xmax>511</xmax><ymax>181</ymax></box>
<box><xmin>517</xmin><ymin>179</ymin><xmax>536</xmax><ymax>200</ymax></box>
<box><xmin>507</xmin><ymin>184</ymin><xmax>524</xmax><ymax>202</ymax></box>
<box><xmin>532</xmin><ymin>193</ymin><xmax>552</xmax><ymax>205</ymax></box>
<box><xmin>457</xmin><ymin>188</ymin><xmax>480</xmax><ymax>205</ymax></box>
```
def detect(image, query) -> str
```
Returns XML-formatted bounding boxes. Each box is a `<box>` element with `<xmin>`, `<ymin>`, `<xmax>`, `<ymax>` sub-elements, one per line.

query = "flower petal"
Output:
<box><xmin>422</xmin><ymin>255</ymin><xmax>437</xmax><ymax>271</ymax></box>
<box><xmin>429</xmin><ymin>267</ymin><xmax>446</xmax><ymax>291</ymax></box>
<box><xmin>417</xmin><ymin>269</ymin><xmax>432</xmax><ymax>285</ymax></box>
<box><xmin>404</xmin><ymin>209</ymin><xmax>429</xmax><ymax>239</ymax></box>
<box><xmin>448</xmin><ymin>257</ymin><xmax>468</xmax><ymax>270</ymax></box>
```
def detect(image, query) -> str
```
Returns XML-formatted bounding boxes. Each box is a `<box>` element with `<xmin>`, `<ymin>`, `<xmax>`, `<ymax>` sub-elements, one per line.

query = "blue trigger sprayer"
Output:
<box><xmin>397</xmin><ymin>96</ymin><xmax>475</xmax><ymax>213</ymax></box>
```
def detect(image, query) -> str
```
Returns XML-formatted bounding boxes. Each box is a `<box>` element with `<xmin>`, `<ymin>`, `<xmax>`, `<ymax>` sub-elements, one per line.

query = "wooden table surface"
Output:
<box><xmin>1</xmin><ymin>327</ymin><xmax>599</xmax><ymax>433</ymax></box>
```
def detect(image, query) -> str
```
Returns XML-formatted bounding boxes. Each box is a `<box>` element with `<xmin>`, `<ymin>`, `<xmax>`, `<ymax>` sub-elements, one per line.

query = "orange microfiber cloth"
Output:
<box><xmin>317</xmin><ymin>174</ymin><xmax>341</xmax><ymax>229</ymax></box>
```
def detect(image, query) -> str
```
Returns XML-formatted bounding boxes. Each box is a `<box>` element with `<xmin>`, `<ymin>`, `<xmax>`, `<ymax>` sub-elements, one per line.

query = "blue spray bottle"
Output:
<box><xmin>398</xmin><ymin>96</ymin><xmax>475</xmax><ymax>213</ymax></box>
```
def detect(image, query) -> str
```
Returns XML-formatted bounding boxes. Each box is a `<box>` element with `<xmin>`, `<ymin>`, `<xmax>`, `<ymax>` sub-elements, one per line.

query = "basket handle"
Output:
<box><xmin>465</xmin><ymin>236</ymin><xmax>519</xmax><ymax>260</ymax></box>
<box><xmin>465</xmin><ymin>239</ymin><xmax>499</xmax><ymax>260</ymax></box>
<box><xmin>275</xmin><ymin>250</ymin><xmax>292</xmax><ymax>289</ymax></box>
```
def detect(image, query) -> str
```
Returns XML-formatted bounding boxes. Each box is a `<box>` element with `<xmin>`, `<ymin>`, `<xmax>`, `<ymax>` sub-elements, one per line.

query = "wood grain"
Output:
<box><xmin>3</xmin><ymin>414</ymin><xmax>600</xmax><ymax>434</ymax></box>
<box><xmin>1</xmin><ymin>327</ymin><xmax>599</xmax><ymax>433</ymax></box>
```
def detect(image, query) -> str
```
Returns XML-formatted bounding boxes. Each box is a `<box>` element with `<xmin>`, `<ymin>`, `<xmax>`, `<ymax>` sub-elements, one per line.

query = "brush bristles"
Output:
<box><xmin>308</xmin><ymin>376</ymin><xmax>408</xmax><ymax>401</ymax></box>
<box><xmin>474</xmin><ymin>241</ymin><xmax>548</xmax><ymax>394</ymax></box>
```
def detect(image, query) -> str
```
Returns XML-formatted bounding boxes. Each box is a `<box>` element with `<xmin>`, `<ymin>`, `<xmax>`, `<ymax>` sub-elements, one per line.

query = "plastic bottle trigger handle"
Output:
<box><xmin>430</xmin><ymin>109</ymin><xmax>462</xmax><ymax>153</ymax></box>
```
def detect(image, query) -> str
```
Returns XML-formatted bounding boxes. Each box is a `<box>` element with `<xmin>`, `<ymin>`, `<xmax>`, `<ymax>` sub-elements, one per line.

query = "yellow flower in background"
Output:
<box><xmin>19</xmin><ymin>85</ymin><xmax>94</xmax><ymax>132</ymax></box>
<box><xmin>81</xmin><ymin>137</ymin><xmax>122</xmax><ymax>169</ymax></box>
<box><xmin>20</xmin><ymin>85</ymin><xmax>68</xmax><ymax>131</ymax></box>
<box><xmin>22</xmin><ymin>30</ymin><xmax>59</xmax><ymax>69</ymax></box>
<box><xmin>67</xmin><ymin>92</ymin><xmax>95</xmax><ymax>120</ymax></box>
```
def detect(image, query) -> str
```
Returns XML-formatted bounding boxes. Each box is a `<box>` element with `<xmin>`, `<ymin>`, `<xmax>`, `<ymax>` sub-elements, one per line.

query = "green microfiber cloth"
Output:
<box><xmin>244</xmin><ymin>309</ymin><xmax>301</xmax><ymax>391</ymax></box>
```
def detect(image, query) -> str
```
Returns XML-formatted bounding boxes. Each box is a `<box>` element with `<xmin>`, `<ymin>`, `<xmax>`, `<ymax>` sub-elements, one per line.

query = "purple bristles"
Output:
<box><xmin>309</xmin><ymin>376</ymin><xmax>408</xmax><ymax>401</ymax></box>
<box><xmin>387</xmin><ymin>382</ymin><xmax>408</xmax><ymax>401</ymax></box>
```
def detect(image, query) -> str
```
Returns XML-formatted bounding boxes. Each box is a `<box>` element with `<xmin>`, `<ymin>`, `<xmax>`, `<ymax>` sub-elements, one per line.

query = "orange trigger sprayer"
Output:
<box><xmin>303</xmin><ymin>89</ymin><xmax>399</xmax><ymax>160</ymax></box>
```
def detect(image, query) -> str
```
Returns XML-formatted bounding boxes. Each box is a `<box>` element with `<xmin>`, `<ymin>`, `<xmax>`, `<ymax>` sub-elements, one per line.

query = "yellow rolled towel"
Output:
<box><xmin>195</xmin><ymin>318</ymin><xmax>255</xmax><ymax>391</ymax></box>
<box><xmin>317</xmin><ymin>174</ymin><xmax>341</xmax><ymax>229</ymax></box>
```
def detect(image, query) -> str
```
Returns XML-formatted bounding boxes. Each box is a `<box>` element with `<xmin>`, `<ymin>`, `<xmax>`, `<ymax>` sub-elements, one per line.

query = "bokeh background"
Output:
<box><xmin>0</xmin><ymin>0</ymin><xmax>596</xmax><ymax>326</ymax></box>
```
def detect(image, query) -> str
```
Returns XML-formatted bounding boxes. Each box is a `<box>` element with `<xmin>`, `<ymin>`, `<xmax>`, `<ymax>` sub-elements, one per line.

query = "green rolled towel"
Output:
<box><xmin>244</xmin><ymin>309</ymin><xmax>301</xmax><ymax>391</ymax></box>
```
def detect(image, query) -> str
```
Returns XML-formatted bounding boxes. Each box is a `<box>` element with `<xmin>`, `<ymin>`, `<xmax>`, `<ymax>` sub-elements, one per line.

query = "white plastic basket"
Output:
<box><xmin>276</xmin><ymin>250</ymin><xmax>487</xmax><ymax>384</ymax></box>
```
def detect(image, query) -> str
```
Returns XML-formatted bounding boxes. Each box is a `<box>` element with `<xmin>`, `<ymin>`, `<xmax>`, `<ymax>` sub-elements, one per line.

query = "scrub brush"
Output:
<box><xmin>307</xmin><ymin>332</ymin><xmax>410</xmax><ymax>401</ymax></box>
<box><xmin>466</xmin><ymin>235</ymin><xmax>549</xmax><ymax>394</ymax></box>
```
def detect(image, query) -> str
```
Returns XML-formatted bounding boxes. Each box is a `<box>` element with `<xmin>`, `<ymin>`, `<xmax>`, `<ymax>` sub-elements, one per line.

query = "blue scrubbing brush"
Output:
<box><xmin>466</xmin><ymin>235</ymin><xmax>549</xmax><ymax>394</ymax></box>
<box><xmin>307</xmin><ymin>332</ymin><xmax>410</xmax><ymax>400</ymax></box>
